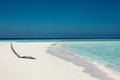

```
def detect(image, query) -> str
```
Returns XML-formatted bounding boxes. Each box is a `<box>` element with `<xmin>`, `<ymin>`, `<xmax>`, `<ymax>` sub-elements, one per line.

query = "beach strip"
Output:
<box><xmin>0</xmin><ymin>42</ymin><xmax>107</xmax><ymax>80</ymax></box>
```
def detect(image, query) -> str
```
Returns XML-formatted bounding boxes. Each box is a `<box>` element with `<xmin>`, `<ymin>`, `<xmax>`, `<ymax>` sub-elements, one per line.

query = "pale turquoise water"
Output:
<box><xmin>0</xmin><ymin>39</ymin><xmax>120</xmax><ymax>42</ymax></box>
<box><xmin>62</xmin><ymin>41</ymin><xmax>120</xmax><ymax>72</ymax></box>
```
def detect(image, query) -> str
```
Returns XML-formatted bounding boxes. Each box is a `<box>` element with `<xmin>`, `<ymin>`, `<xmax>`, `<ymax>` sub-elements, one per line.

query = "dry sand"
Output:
<box><xmin>0</xmin><ymin>42</ymin><xmax>100</xmax><ymax>80</ymax></box>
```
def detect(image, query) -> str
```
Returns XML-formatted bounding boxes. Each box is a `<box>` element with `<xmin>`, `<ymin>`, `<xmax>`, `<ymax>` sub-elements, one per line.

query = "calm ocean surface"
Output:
<box><xmin>62</xmin><ymin>41</ymin><xmax>120</xmax><ymax>71</ymax></box>
<box><xmin>0</xmin><ymin>39</ymin><xmax>120</xmax><ymax>42</ymax></box>
<box><xmin>61</xmin><ymin>39</ymin><xmax>120</xmax><ymax>79</ymax></box>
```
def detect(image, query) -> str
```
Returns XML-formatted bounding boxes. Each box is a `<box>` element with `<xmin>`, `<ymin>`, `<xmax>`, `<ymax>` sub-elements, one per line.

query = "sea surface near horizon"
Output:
<box><xmin>0</xmin><ymin>39</ymin><xmax>120</xmax><ymax>42</ymax></box>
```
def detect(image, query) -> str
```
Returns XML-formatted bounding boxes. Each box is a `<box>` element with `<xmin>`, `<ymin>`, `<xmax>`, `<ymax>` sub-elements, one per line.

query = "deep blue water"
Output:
<box><xmin>0</xmin><ymin>0</ymin><xmax>120</xmax><ymax>39</ymax></box>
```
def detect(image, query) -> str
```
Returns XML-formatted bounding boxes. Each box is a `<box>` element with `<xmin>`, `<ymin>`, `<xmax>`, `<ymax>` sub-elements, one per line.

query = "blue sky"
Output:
<box><xmin>0</xmin><ymin>0</ymin><xmax>120</xmax><ymax>38</ymax></box>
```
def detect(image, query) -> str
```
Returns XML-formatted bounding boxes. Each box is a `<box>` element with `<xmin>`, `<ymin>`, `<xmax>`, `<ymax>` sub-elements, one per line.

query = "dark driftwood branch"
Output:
<box><xmin>10</xmin><ymin>43</ymin><xmax>36</xmax><ymax>59</ymax></box>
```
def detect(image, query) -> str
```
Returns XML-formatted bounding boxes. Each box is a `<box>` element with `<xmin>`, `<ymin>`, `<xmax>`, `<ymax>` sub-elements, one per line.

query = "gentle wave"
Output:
<box><xmin>92</xmin><ymin>62</ymin><xmax>120</xmax><ymax>80</ymax></box>
<box><xmin>48</xmin><ymin>43</ymin><xmax>115</xmax><ymax>80</ymax></box>
<box><xmin>62</xmin><ymin>41</ymin><xmax>120</xmax><ymax>80</ymax></box>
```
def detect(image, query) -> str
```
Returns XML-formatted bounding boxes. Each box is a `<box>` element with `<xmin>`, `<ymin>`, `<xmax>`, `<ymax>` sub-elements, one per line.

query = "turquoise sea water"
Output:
<box><xmin>62</xmin><ymin>41</ymin><xmax>120</xmax><ymax>73</ymax></box>
<box><xmin>0</xmin><ymin>39</ymin><xmax>120</xmax><ymax>42</ymax></box>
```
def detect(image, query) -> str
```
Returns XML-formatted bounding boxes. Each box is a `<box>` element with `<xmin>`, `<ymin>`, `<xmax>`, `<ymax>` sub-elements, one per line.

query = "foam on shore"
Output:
<box><xmin>47</xmin><ymin>43</ymin><xmax>116</xmax><ymax>80</ymax></box>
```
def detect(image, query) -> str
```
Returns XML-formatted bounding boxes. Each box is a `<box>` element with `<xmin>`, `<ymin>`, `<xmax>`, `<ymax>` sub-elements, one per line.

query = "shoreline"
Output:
<box><xmin>0</xmin><ymin>42</ymin><xmax>115</xmax><ymax>80</ymax></box>
<box><xmin>47</xmin><ymin>42</ymin><xmax>116</xmax><ymax>80</ymax></box>
<box><xmin>60</xmin><ymin>42</ymin><xmax>120</xmax><ymax>80</ymax></box>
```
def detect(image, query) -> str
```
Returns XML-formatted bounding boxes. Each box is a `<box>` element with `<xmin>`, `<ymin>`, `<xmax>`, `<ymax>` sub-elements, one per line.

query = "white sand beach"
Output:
<box><xmin>0</xmin><ymin>42</ymin><xmax>101</xmax><ymax>80</ymax></box>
